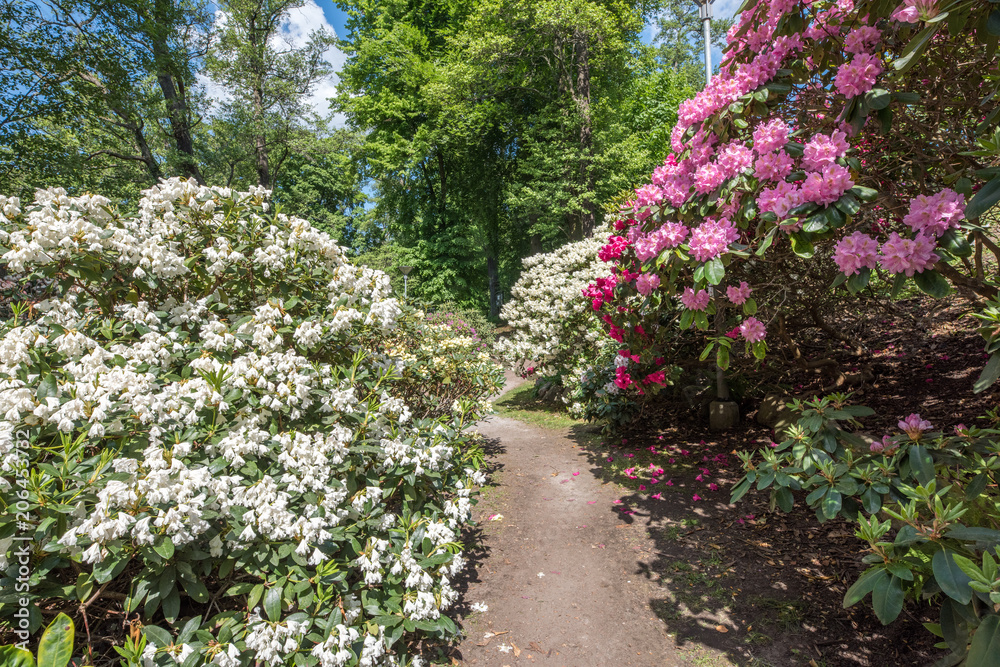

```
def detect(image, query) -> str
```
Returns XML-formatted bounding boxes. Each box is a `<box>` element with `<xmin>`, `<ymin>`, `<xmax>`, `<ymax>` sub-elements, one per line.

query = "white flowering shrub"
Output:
<box><xmin>0</xmin><ymin>179</ymin><xmax>503</xmax><ymax>666</ymax></box>
<box><xmin>496</xmin><ymin>236</ymin><xmax>608</xmax><ymax>403</ymax></box>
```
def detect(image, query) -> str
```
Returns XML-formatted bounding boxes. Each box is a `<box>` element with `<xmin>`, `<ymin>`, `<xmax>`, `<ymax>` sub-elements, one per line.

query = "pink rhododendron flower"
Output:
<box><xmin>902</xmin><ymin>188</ymin><xmax>966</xmax><ymax>237</ymax></box>
<box><xmin>739</xmin><ymin>317</ymin><xmax>767</xmax><ymax>342</ymax></box>
<box><xmin>643</xmin><ymin>370</ymin><xmax>667</xmax><ymax>385</ymax></box>
<box><xmin>834</xmin><ymin>52</ymin><xmax>882</xmax><ymax>98</ymax></box>
<box><xmin>899</xmin><ymin>413</ymin><xmax>933</xmax><ymax>440</ymax></box>
<box><xmin>635</xmin><ymin>183</ymin><xmax>664</xmax><ymax>209</ymax></box>
<box><xmin>802</xmin><ymin>131</ymin><xmax>850</xmax><ymax>171</ymax></box>
<box><xmin>694</xmin><ymin>163</ymin><xmax>727</xmax><ymax>194</ymax></box>
<box><xmin>709</xmin><ymin>483</ymin><xmax>719</xmax><ymax>491</ymax></box>
<box><xmin>753</xmin><ymin>118</ymin><xmax>790</xmax><ymax>154</ymax></box>
<box><xmin>634</xmin><ymin>222</ymin><xmax>690</xmax><ymax>262</ymax></box>
<box><xmin>598</xmin><ymin>236</ymin><xmax>629</xmax><ymax>263</ymax></box>
<box><xmin>692</xmin><ymin>494</ymin><xmax>702</xmax><ymax>501</ymax></box>
<box><xmin>844</xmin><ymin>26</ymin><xmax>881</xmax><ymax>54</ymax></box>
<box><xmin>892</xmin><ymin>0</ymin><xmax>939</xmax><ymax>22</ymax></box>
<box><xmin>636</xmin><ymin>273</ymin><xmax>660</xmax><ymax>295</ymax></box>
<box><xmin>833</xmin><ymin>231</ymin><xmax>879</xmax><ymax>275</ymax></box>
<box><xmin>717</xmin><ymin>142</ymin><xmax>755</xmax><ymax>177</ymax></box>
<box><xmin>879</xmin><ymin>232</ymin><xmax>939</xmax><ymax>276</ymax></box>
<box><xmin>726</xmin><ymin>281</ymin><xmax>752</xmax><ymax>305</ymax></box>
<box><xmin>651</xmin><ymin>493</ymin><xmax>663</xmax><ymax>500</ymax></box>
<box><xmin>755</xmin><ymin>151</ymin><xmax>795</xmax><ymax>181</ymax></box>
<box><xmin>689</xmin><ymin>218</ymin><xmax>739</xmax><ymax>261</ymax></box>
<box><xmin>614</xmin><ymin>366</ymin><xmax>632</xmax><ymax>390</ymax></box>
<box><xmin>800</xmin><ymin>164</ymin><xmax>854</xmax><ymax>206</ymax></box>
<box><xmin>679</xmin><ymin>287</ymin><xmax>711</xmax><ymax>311</ymax></box>
<box><xmin>758</xmin><ymin>180</ymin><xmax>804</xmax><ymax>220</ymax></box>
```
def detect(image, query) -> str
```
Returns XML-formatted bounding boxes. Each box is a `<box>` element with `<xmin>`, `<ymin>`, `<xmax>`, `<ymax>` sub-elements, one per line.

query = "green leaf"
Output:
<box><xmin>866</xmin><ymin>88</ymin><xmax>891</xmax><ymax>110</ymax></box>
<box><xmin>967</xmin><ymin>614</ymin><xmax>1000</xmax><ymax>666</ymax></box>
<box><xmin>975</xmin><ymin>353</ymin><xmax>1000</xmax><ymax>393</ymax></box>
<box><xmin>967</xmin><ymin>176</ymin><xmax>1000</xmax><ymax>219</ymax></box>
<box><xmin>704</xmin><ymin>258</ymin><xmax>725</xmax><ymax>285</ymax></box>
<box><xmin>850</xmin><ymin>186</ymin><xmax>879</xmax><ymax>202</ymax></box>
<box><xmin>939</xmin><ymin>598</ymin><xmax>970</xmax><ymax>654</ymax></box>
<box><xmin>679</xmin><ymin>309</ymin><xmax>694</xmax><ymax>330</ymax></box>
<box><xmin>264</xmin><ymin>585</ymin><xmax>283</xmax><ymax>622</ymax></box>
<box><xmin>0</xmin><ymin>646</ymin><xmax>35</xmax><ymax>667</ymax></box>
<box><xmin>37</xmin><ymin>613</ymin><xmax>74</xmax><ymax>667</ymax></box>
<box><xmin>153</xmin><ymin>537</ymin><xmax>175</xmax><ymax>561</ymax></box>
<box><xmin>988</xmin><ymin>10</ymin><xmax>1000</xmax><ymax>36</ymax></box>
<box><xmin>162</xmin><ymin>587</ymin><xmax>180</xmax><ymax>622</ymax></box>
<box><xmin>143</xmin><ymin>625</ymin><xmax>173</xmax><ymax>648</ymax></box>
<box><xmin>846</xmin><ymin>268</ymin><xmax>871</xmax><ymax>294</ymax></box>
<box><xmin>835</xmin><ymin>192</ymin><xmax>861</xmax><ymax>215</ymax></box>
<box><xmin>844</xmin><ymin>567</ymin><xmax>888</xmax><ymax>607</ymax></box>
<box><xmin>774</xmin><ymin>486</ymin><xmax>794</xmax><ymax>512</ymax></box>
<box><xmin>37</xmin><ymin>373</ymin><xmax>58</xmax><ymax>399</ymax></box>
<box><xmin>913</xmin><ymin>270</ymin><xmax>950</xmax><ymax>298</ymax></box>
<box><xmin>183</xmin><ymin>578</ymin><xmax>210</xmax><ymax>604</ymax></box>
<box><xmin>743</xmin><ymin>298</ymin><xmax>757</xmax><ymax>316</ymax></box>
<box><xmin>893</xmin><ymin>24</ymin><xmax>939</xmax><ymax>73</ymax></box>
<box><xmin>716</xmin><ymin>346</ymin><xmax>730</xmax><ymax>371</ymax></box>
<box><xmin>730</xmin><ymin>477</ymin><xmax>752</xmax><ymax>503</ymax></box>
<box><xmin>789</xmin><ymin>233</ymin><xmax>815</xmax><ymax>258</ymax></box>
<box><xmin>822</xmin><ymin>490</ymin><xmax>843</xmax><ymax>518</ymax></box>
<box><xmin>872</xmin><ymin>574</ymin><xmax>905</xmax><ymax>624</ymax></box>
<box><xmin>946</xmin><ymin>526</ymin><xmax>1000</xmax><ymax>546</ymax></box>
<box><xmin>933</xmin><ymin>549</ymin><xmax>974</xmax><ymax>605</ymax></box>
<box><xmin>939</xmin><ymin>230</ymin><xmax>972</xmax><ymax>258</ymax></box>
<box><xmin>909</xmin><ymin>445</ymin><xmax>935</xmax><ymax>486</ymax></box>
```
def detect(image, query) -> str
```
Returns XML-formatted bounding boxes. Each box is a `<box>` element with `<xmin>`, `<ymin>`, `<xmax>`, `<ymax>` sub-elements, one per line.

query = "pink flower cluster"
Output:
<box><xmin>726</xmin><ymin>281</ymin><xmax>752</xmax><ymax>305</ymax></box>
<box><xmin>833</xmin><ymin>232</ymin><xmax>879</xmax><ymax>275</ymax></box>
<box><xmin>753</xmin><ymin>118</ymin><xmax>790</xmax><ymax>154</ymax></box>
<box><xmin>891</xmin><ymin>0</ymin><xmax>939</xmax><ymax>22</ymax></box>
<box><xmin>636</xmin><ymin>273</ymin><xmax>660</xmax><ymax>296</ymax></box>
<box><xmin>879</xmin><ymin>232</ymin><xmax>938</xmax><ymax>276</ymax></box>
<box><xmin>757</xmin><ymin>181</ymin><xmax>804</xmax><ymax>220</ymax></box>
<box><xmin>680</xmin><ymin>288</ymin><xmax>711</xmax><ymax>311</ymax></box>
<box><xmin>689</xmin><ymin>218</ymin><xmax>740</xmax><ymax>262</ymax></box>
<box><xmin>755</xmin><ymin>151</ymin><xmax>794</xmax><ymax>181</ymax></box>
<box><xmin>802</xmin><ymin>131</ymin><xmax>849</xmax><ymax>171</ymax></box>
<box><xmin>634</xmin><ymin>222</ymin><xmax>689</xmax><ymax>262</ymax></box>
<box><xmin>902</xmin><ymin>188</ymin><xmax>965</xmax><ymax>237</ymax></box>
<box><xmin>800</xmin><ymin>164</ymin><xmax>854</xmax><ymax>206</ymax></box>
<box><xmin>739</xmin><ymin>317</ymin><xmax>767</xmax><ymax>342</ymax></box>
<box><xmin>598</xmin><ymin>236</ymin><xmax>629</xmax><ymax>263</ymax></box>
<box><xmin>582</xmin><ymin>275</ymin><xmax>618</xmax><ymax>310</ymax></box>
<box><xmin>834</xmin><ymin>52</ymin><xmax>882</xmax><ymax>98</ymax></box>
<box><xmin>843</xmin><ymin>26</ymin><xmax>881</xmax><ymax>54</ymax></box>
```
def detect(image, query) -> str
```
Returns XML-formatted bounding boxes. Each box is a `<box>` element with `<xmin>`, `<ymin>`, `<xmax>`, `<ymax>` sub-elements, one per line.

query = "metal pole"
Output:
<box><xmin>699</xmin><ymin>0</ymin><xmax>713</xmax><ymax>85</ymax></box>
<box><xmin>403</xmin><ymin>274</ymin><xmax>408</xmax><ymax>299</ymax></box>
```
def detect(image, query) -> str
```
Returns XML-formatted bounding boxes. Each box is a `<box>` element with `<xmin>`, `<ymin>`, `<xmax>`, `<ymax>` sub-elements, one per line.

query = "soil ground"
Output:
<box><xmin>449</xmin><ymin>296</ymin><xmax>992</xmax><ymax>667</ymax></box>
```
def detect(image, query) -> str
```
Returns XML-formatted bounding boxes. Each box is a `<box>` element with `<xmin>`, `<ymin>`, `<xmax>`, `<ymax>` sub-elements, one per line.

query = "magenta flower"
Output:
<box><xmin>899</xmin><ymin>413</ymin><xmax>933</xmax><ymax>440</ymax></box>
<box><xmin>800</xmin><ymin>164</ymin><xmax>854</xmax><ymax>206</ymax></box>
<box><xmin>639</xmin><ymin>484</ymin><xmax>647</xmax><ymax>491</ymax></box>
<box><xmin>709</xmin><ymin>483</ymin><xmax>719</xmax><ymax>491</ymax></box>
<box><xmin>739</xmin><ymin>317</ymin><xmax>767</xmax><ymax>343</ymax></box>
<box><xmin>666</xmin><ymin>480</ymin><xmax>674</xmax><ymax>486</ymax></box>
<box><xmin>692</xmin><ymin>494</ymin><xmax>702</xmax><ymax>502</ymax></box>
<box><xmin>726</xmin><ymin>281</ymin><xmax>752</xmax><ymax>305</ymax></box>
<box><xmin>651</xmin><ymin>493</ymin><xmax>663</xmax><ymax>500</ymax></box>
<box><xmin>843</xmin><ymin>26</ymin><xmax>881</xmax><ymax>54</ymax></box>
<box><xmin>879</xmin><ymin>232</ymin><xmax>939</xmax><ymax>276</ymax></box>
<box><xmin>834</xmin><ymin>52</ymin><xmax>882</xmax><ymax>98</ymax></box>
<box><xmin>754</xmin><ymin>150</ymin><xmax>794</xmax><ymax>181</ymax></box>
<box><xmin>834</xmin><ymin>232</ymin><xmax>879</xmax><ymax>275</ymax></box>
<box><xmin>636</xmin><ymin>272</ymin><xmax>661</xmax><ymax>295</ymax></box>
<box><xmin>689</xmin><ymin>218</ymin><xmax>740</xmax><ymax>262</ymax></box>
<box><xmin>902</xmin><ymin>188</ymin><xmax>965</xmax><ymax>238</ymax></box>
<box><xmin>680</xmin><ymin>287</ymin><xmax>712</xmax><ymax>311</ymax></box>
<box><xmin>802</xmin><ymin>130</ymin><xmax>849</xmax><ymax>171</ymax></box>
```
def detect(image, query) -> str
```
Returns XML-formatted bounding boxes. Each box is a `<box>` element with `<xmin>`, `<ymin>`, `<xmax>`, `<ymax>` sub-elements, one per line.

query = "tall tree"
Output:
<box><xmin>206</xmin><ymin>0</ymin><xmax>335</xmax><ymax>188</ymax></box>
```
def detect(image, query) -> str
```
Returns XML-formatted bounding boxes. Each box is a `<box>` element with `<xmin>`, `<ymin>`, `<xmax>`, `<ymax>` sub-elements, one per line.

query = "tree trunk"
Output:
<box><xmin>253</xmin><ymin>83</ymin><xmax>271</xmax><ymax>188</ymax></box>
<box><xmin>151</xmin><ymin>0</ymin><xmax>202</xmax><ymax>183</ymax></box>
<box><xmin>487</xmin><ymin>254</ymin><xmax>501</xmax><ymax>319</ymax></box>
<box><xmin>574</xmin><ymin>32</ymin><xmax>595</xmax><ymax>238</ymax></box>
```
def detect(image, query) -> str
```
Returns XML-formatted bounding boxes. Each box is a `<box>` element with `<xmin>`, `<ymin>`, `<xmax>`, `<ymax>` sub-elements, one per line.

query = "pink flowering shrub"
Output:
<box><xmin>584</xmin><ymin>0</ymin><xmax>1000</xmax><ymax>409</ymax></box>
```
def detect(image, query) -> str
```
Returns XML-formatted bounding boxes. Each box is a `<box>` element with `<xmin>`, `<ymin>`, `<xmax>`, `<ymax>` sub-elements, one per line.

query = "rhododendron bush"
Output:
<box><xmin>732</xmin><ymin>395</ymin><xmax>1000</xmax><ymax>663</ymax></box>
<box><xmin>0</xmin><ymin>179</ymin><xmax>503</xmax><ymax>666</ymax></box>
<box><xmin>497</xmin><ymin>235</ymin><xmax>609</xmax><ymax>397</ymax></box>
<box><xmin>589</xmin><ymin>0</ymin><xmax>1000</xmax><ymax>398</ymax></box>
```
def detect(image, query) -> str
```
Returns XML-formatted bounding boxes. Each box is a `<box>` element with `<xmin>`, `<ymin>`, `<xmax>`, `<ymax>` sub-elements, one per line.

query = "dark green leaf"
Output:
<box><xmin>988</xmin><ymin>10</ymin><xmax>1000</xmax><ymax>36</ymax></box>
<box><xmin>873</xmin><ymin>574</ymin><xmax>905</xmax><ymax>624</ymax></box>
<box><xmin>946</xmin><ymin>526</ymin><xmax>1000</xmax><ymax>546</ymax></box>
<box><xmin>774</xmin><ymin>486</ymin><xmax>794</xmax><ymax>512</ymax></box>
<box><xmin>846</xmin><ymin>268</ymin><xmax>871</xmax><ymax>294</ymax></box>
<box><xmin>967</xmin><ymin>176</ymin><xmax>1000</xmax><ymax>219</ymax></box>
<box><xmin>939</xmin><ymin>598</ymin><xmax>970</xmax><ymax>654</ymax></box>
<box><xmin>37</xmin><ymin>373</ymin><xmax>58</xmax><ymax>399</ymax></box>
<box><xmin>967</xmin><ymin>613</ymin><xmax>1000</xmax><ymax>666</ymax></box>
<box><xmin>850</xmin><ymin>186</ymin><xmax>879</xmax><ymax>202</ymax></box>
<box><xmin>0</xmin><ymin>646</ymin><xmax>35</xmax><ymax>667</ymax></box>
<box><xmin>264</xmin><ymin>585</ymin><xmax>283</xmax><ymax>622</ymax></box>
<box><xmin>789</xmin><ymin>233</ymin><xmax>815</xmax><ymax>258</ymax></box>
<box><xmin>909</xmin><ymin>445</ymin><xmax>935</xmax><ymax>486</ymax></box>
<box><xmin>704</xmin><ymin>258</ymin><xmax>725</xmax><ymax>285</ymax></box>
<box><xmin>974</xmin><ymin>354</ymin><xmax>1000</xmax><ymax>393</ymax></box>
<box><xmin>844</xmin><ymin>567</ymin><xmax>887</xmax><ymax>607</ymax></box>
<box><xmin>939</xmin><ymin>230</ymin><xmax>972</xmax><ymax>258</ymax></box>
<box><xmin>933</xmin><ymin>549</ymin><xmax>974</xmax><ymax>605</ymax></box>
<box><xmin>913</xmin><ymin>270</ymin><xmax>950</xmax><ymax>298</ymax></box>
<box><xmin>866</xmin><ymin>88</ymin><xmax>891</xmax><ymax>110</ymax></box>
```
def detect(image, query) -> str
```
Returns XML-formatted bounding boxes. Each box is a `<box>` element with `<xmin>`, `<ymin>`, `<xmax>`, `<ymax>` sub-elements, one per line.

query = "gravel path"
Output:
<box><xmin>453</xmin><ymin>377</ymin><xmax>678</xmax><ymax>666</ymax></box>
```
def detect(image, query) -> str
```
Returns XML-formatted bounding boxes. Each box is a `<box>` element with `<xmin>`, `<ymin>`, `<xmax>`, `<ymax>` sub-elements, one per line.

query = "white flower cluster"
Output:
<box><xmin>496</xmin><ymin>235</ymin><xmax>608</xmax><ymax>387</ymax></box>
<box><xmin>0</xmin><ymin>179</ymin><xmax>502</xmax><ymax>666</ymax></box>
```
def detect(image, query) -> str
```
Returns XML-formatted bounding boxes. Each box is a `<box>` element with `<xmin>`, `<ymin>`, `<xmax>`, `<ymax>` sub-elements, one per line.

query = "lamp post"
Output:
<box><xmin>399</xmin><ymin>265</ymin><xmax>412</xmax><ymax>299</ymax></box>
<box><xmin>695</xmin><ymin>0</ymin><xmax>714</xmax><ymax>85</ymax></box>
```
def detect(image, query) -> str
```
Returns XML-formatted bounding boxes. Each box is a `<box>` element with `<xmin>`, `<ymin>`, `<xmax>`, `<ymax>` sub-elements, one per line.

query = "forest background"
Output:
<box><xmin>1</xmin><ymin>0</ymin><xmax>734</xmax><ymax>318</ymax></box>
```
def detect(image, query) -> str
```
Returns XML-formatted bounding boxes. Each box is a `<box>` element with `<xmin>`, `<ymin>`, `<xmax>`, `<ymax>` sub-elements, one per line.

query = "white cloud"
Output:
<box><xmin>198</xmin><ymin>0</ymin><xmax>346</xmax><ymax>125</ymax></box>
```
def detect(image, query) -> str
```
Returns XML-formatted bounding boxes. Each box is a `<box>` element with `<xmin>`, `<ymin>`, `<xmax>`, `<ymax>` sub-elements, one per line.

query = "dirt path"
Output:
<box><xmin>453</xmin><ymin>377</ymin><xmax>678</xmax><ymax>666</ymax></box>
